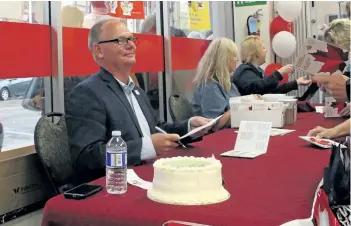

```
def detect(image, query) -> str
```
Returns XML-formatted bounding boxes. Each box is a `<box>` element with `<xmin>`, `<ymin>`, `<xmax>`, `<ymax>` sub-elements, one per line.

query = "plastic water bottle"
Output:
<box><xmin>106</xmin><ymin>131</ymin><xmax>127</xmax><ymax>194</ymax></box>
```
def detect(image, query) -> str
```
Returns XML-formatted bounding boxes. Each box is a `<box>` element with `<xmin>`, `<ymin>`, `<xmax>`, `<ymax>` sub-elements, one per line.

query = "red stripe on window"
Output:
<box><xmin>62</xmin><ymin>27</ymin><xmax>164</xmax><ymax>76</ymax></box>
<box><xmin>171</xmin><ymin>37</ymin><xmax>210</xmax><ymax>71</ymax></box>
<box><xmin>0</xmin><ymin>22</ymin><xmax>51</xmax><ymax>79</ymax></box>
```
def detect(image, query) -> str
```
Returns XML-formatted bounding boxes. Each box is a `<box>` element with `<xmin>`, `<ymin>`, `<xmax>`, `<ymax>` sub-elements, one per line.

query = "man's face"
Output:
<box><xmin>95</xmin><ymin>21</ymin><xmax>136</xmax><ymax>67</ymax></box>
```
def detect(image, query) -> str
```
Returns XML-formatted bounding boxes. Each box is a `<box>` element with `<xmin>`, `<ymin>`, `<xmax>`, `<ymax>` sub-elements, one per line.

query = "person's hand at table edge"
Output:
<box><xmin>307</xmin><ymin>126</ymin><xmax>338</xmax><ymax>139</ymax></box>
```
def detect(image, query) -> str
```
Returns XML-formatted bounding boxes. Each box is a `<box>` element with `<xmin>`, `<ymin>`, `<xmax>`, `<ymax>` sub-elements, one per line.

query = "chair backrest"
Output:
<box><xmin>34</xmin><ymin>112</ymin><xmax>73</xmax><ymax>194</ymax></box>
<box><xmin>169</xmin><ymin>95</ymin><xmax>193</xmax><ymax>121</ymax></box>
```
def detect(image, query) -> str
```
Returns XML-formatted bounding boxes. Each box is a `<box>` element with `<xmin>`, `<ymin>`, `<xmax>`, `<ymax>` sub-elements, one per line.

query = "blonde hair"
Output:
<box><xmin>193</xmin><ymin>37</ymin><xmax>238</xmax><ymax>93</ymax></box>
<box><xmin>240</xmin><ymin>35</ymin><xmax>263</xmax><ymax>64</ymax></box>
<box><xmin>324</xmin><ymin>19</ymin><xmax>351</xmax><ymax>51</ymax></box>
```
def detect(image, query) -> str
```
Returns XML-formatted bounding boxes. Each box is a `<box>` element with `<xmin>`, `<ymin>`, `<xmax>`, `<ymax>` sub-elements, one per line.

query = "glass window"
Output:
<box><xmin>0</xmin><ymin>1</ymin><xmax>50</xmax><ymax>151</ymax></box>
<box><xmin>60</xmin><ymin>1</ymin><xmax>163</xmax><ymax>119</ymax></box>
<box><xmin>167</xmin><ymin>1</ymin><xmax>213</xmax><ymax>115</ymax></box>
<box><xmin>169</xmin><ymin>1</ymin><xmax>213</xmax><ymax>39</ymax></box>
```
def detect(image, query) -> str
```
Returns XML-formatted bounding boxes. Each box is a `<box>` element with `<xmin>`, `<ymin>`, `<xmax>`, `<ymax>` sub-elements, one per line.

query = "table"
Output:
<box><xmin>42</xmin><ymin>113</ymin><xmax>344</xmax><ymax>226</ymax></box>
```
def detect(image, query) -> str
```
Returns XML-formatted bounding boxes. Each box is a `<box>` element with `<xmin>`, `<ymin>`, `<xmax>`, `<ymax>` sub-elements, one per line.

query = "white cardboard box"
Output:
<box><xmin>229</xmin><ymin>98</ymin><xmax>286</xmax><ymax>128</ymax></box>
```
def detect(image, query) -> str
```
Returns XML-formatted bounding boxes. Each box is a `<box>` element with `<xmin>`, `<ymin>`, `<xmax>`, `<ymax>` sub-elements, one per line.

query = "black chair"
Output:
<box><xmin>169</xmin><ymin>95</ymin><xmax>193</xmax><ymax>121</ymax></box>
<box><xmin>34</xmin><ymin>112</ymin><xmax>73</xmax><ymax>194</ymax></box>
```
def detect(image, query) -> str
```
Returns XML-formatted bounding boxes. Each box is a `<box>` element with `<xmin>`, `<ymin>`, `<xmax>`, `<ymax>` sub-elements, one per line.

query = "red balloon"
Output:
<box><xmin>264</xmin><ymin>63</ymin><xmax>288</xmax><ymax>84</ymax></box>
<box><xmin>270</xmin><ymin>16</ymin><xmax>294</xmax><ymax>40</ymax></box>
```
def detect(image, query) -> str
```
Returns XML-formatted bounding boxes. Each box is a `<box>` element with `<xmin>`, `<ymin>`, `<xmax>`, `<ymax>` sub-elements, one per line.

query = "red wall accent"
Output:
<box><xmin>0</xmin><ymin>22</ymin><xmax>51</xmax><ymax>78</ymax></box>
<box><xmin>0</xmin><ymin>22</ymin><xmax>211</xmax><ymax>78</ymax></box>
<box><xmin>62</xmin><ymin>27</ymin><xmax>164</xmax><ymax>76</ymax></box>
<box><xmin>171</xmin><ymin>37</ymin><xmax>211</xmax><ymax>71</ymax></box>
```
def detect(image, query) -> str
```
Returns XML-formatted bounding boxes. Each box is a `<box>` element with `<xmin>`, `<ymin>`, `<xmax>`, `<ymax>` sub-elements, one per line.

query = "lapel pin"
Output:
<box><xmin>135</xmin><ymin>90</ymin><xmax>140</xmax><ymax>95</ymax></box>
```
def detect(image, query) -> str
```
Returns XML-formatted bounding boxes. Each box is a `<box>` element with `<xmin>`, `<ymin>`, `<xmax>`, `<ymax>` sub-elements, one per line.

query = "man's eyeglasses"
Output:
<box><xmin>98</xmin><ymin>36</ymin><xmax>138</xmax><ymax>45</ymax></box>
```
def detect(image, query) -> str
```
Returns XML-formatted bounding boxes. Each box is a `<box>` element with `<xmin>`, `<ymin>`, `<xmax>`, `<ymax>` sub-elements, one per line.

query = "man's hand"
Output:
<box><xmin>312</xmin><ymin>71</ymin><xmax>349</xmax><ymax>102</ymax></box>
<box><xmin>339</xmin><ymin>103</ymin><xmax>350</xmax><ymax>117</ymax></box>
<box><xmin>296</xmin><ymin>76</ymin><xmax>312</xmax><ymax>86</ymax></box>
<box><xmin>151</xmin><ymin>133</ymin><xmax>180</xmax><ymax>155</ymax></box>
<box><xmin>307</xmin><ymin>126</ymin><xmax>338</xmax><ymax>139</ymax></box>
<box><xmin>189</xmin><ymin>116</ymin><xmax>212</xmax><ymax>137</ymax></box>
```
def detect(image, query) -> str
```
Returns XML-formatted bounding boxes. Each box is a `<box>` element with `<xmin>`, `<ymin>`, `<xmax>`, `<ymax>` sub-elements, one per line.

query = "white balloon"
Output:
<box><xmin>277</xmin><ymin>1</ymin><xmax>302</xmax><ymax>22</ymax></box>
<box><xmin>272</xmin><ymin>31</ymin><xmax>297</xmax><ymax>59</ymax></box>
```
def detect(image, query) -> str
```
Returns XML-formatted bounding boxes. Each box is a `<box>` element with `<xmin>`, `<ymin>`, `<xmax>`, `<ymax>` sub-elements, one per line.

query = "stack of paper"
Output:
<box><xmin>221</xmin><ymin>121</ymin><xmax>272</xmax><ymax>159</ymax></box>
<box><xmin>235</xmin><ymin>128</ymin><xmax>295</xmax><ymax>136</ymax></box>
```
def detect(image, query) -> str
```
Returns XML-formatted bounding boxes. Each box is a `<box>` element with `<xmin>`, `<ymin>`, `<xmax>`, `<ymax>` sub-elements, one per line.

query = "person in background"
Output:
<box><xmin>140</xmin><ymin>13</ymin><xmax>187</xmax><ymax>37</ymax></box>
<box><xmin>66</xmin><ymin>18</ymin><xmax>212</xmax><ymax>184</ymax></box>
<box><xmin>309</xmin><ymin>18</ymin><xmax>351</xmax><ymax>138</ymax></box>
<box><xmin>83</xmin><ymin>1</ymin><xmax>140</xmax><ymax>87</ymax></box>
<box><xmin>192</xmin><ymin>38</ymin><xmax>241</xmax><ymax>130</ymax></box>
<box><xmin>22</xmin><ymin>5</ymin><xmax>86</xmax><ymax>112</ymax></box>
<box><xmin>232</xmin><ymin>35</ymin><xmax>311</xmax><ymax>95</ymax></box>
<box><xmin>82</xmin><ymin>1</ymin><xmax>111</xmax><ymax>29</ymax></box>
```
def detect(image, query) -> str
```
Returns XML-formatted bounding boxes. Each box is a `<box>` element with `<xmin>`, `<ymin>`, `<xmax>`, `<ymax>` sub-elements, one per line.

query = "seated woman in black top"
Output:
<box><xmin>232</xmin><ymin>35</ymin><xmax>311</xmax><ymax>95</ymax></box>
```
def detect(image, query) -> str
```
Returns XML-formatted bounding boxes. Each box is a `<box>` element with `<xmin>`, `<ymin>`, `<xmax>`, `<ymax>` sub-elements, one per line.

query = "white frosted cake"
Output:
<box><xmin>147</xmin><ymin>156</ymin><xmax>230</xmax><ymax>205</ymax></box>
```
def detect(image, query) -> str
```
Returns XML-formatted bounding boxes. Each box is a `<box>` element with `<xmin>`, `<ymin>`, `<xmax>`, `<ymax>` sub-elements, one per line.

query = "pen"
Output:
<box><xmin>155</xmin><ymin>126</ymin><xmax>187</xmax><ymax>148</ymax></box>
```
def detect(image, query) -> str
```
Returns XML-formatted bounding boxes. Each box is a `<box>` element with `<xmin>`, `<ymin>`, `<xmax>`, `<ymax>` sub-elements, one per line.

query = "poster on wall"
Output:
<box><xmin>188</xmin><ymin>1</ymin><xmax>211</xmax><ymax>31</ymax></box>
<box><xmin>106</xmin><ymin>1</ymin><xmax>145</xmax><ymax>19</ymax></box>
<box><xmin>235</xmin><ymin>1</ymin><xmax>267</xmax><ymax>7</ymax></box>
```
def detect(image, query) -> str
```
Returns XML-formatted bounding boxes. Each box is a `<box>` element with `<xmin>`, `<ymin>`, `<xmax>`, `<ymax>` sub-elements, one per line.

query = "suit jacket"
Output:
<box><xmin>65</xmin><ymin>68</ymin><xmax>195</xmax><ymax>183</ymax></box>
<box><xmin>232</xmin><ymin>63</ymin><xmax>298</xmax><ymax>95</ymax></box>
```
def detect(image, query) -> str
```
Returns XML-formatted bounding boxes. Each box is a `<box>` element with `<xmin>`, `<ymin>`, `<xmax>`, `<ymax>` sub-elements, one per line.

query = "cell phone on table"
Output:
<box><xmin>63</xmin><ymin>183</ymin><xmax>103</xmax><ymax>200</ymax></box>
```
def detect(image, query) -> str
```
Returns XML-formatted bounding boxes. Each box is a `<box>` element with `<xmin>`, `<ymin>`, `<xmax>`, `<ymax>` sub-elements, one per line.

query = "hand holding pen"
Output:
<box><xmin>155</xmin><ymin>126</ymin><xmax>187</xmax><ymax>148</ymax></box>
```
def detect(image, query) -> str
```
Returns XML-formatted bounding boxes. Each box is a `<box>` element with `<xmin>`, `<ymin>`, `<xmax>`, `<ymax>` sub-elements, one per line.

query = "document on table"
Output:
<box><xmin>127</xmin><ymin>169</ymin><xmax>152</xmax><ymax>190</ymax></box>
<box><xmin>234</xmin><ymin>128</ymin><xmax>295</xmax><ymax>136</ymax></box>
<box><xmin>180</xmin><ymin>114</ymin><xmax>222</xmax><ymax>140</ymax></box>
<box><xmin>221</xmin><ymin>121</ymin><xmax>272</xmax><ymax>158</ymax></box>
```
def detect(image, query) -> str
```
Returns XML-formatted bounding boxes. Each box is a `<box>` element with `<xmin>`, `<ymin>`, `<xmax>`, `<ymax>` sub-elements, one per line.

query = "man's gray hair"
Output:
<box><xmin>88</xmin><ymin>18</ymin><xmax>124</xmax><ymax>52</ymax></box>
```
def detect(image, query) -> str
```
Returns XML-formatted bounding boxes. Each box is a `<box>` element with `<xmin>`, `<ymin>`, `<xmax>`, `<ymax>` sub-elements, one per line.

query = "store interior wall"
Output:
<box><xmin>233</xmin><ymin>2</ymin><xmax>273</xmax><ymax>69</ymax></box>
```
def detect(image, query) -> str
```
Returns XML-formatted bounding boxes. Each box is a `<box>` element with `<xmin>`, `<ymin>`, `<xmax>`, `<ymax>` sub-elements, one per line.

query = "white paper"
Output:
<box><xmin>221</xmin><ymin>121</ymin><xmax>272</xmax><ymax>158</ymax></box>
<box><xmin>270</xmin><ymin>129</ymin><xmax>295</xmax><ymax>136</ymax></box>
<box><xmin>235</xmin><ymin>128</ymin><xmax>295</xmax><ymax>136</ymax></box>
<box><xmin>127</xmin><ymin>169</ymin><xmax>152</xmax><ymax>190</ymax></box>
<box><xmin>221</xmin><ymin>149</ymin><xmax>266</xmax><ymax>158</ymax></box>
<box><xmin>180</xmin><ymin>115</ymin><xmax>222</xmax><ymax>139</ymax></box>
<box><xmin>315</xmin><ymin>106</ymin><xmax>324</xmax><ymax>114</ymax></box>
<box><xmin>299</xmin><ymin>136</ymin><xmax>347</xmax><ymax>149</ymax></box>
<box><xmin>162</xmin><ymin>221</ymin><xmax>211</xmax><ymax>226</ymax></box>
<box><xmin>324</xmin><ymin>97</ymin><xmax>340</xmax><ymax>118</ymax></box>
<box><xmin>280</xmin><ymin>219</ymin><xmax>314</xmax><ymax>226</ymax></box>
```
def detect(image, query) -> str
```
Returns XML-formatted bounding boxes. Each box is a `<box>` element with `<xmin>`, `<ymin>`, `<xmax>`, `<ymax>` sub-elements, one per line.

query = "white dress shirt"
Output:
<box><xmin>115</xmin><ymin>77</ymin><xmax>195</xmax><ymax>161</ymax></box>
<box><xmin>115</xmin><ymin>77</ymin><xmax>157</xmax><ymax>160</ymax></box>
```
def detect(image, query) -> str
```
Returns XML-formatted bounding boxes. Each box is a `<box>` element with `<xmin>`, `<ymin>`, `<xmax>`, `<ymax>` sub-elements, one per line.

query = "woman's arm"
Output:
<box><xmin>307</xmin><ymin>119</ymin><xmax>350</xmax><ymax>139</ymax></box>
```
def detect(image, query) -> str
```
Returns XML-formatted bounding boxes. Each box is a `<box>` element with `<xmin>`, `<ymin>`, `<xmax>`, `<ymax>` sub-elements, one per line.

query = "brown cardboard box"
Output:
<box><xmin>0</xmin><ymin>146</ymin><xmax>56</xmax><ymax>216</ymax></box>
<box><xmin>285</xmin><ymin>104</ymin><xmax>297</xmax><ymax>125</ymax></box>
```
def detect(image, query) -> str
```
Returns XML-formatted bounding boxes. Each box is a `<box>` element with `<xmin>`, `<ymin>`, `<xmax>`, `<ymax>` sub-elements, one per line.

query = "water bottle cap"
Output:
<box><xmin>112</xmin><ymin>131</ymin><xmax>121</xmax><ymax>136</ymax></box>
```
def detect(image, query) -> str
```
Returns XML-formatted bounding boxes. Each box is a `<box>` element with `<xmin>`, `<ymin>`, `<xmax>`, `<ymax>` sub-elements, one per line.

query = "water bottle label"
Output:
<box><xmin>106</xmin><ymin>152</ymin><xmax>127</xmax><ymax>167</ymax></box>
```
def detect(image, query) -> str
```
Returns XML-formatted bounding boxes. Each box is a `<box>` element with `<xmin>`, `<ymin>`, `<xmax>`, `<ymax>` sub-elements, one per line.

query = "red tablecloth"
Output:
<box><xmin>42</xmin><ymin>113</ymin><xmax>344</xmax><ymax>226</ymax></box>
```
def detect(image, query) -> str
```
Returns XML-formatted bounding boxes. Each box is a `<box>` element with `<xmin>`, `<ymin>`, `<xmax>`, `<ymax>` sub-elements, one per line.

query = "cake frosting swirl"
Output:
<box><xmin>147</xmin><ymin>156</ymin><xmax>230</xmax><ymax>205</ymax></box>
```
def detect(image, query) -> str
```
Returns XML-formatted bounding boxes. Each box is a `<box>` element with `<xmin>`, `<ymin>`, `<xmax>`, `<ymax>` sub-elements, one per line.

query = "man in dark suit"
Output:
<box><xmin>65</xmin><ymin>18</ymin><xmax>212</xmax><ymax>183</ymax></box>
